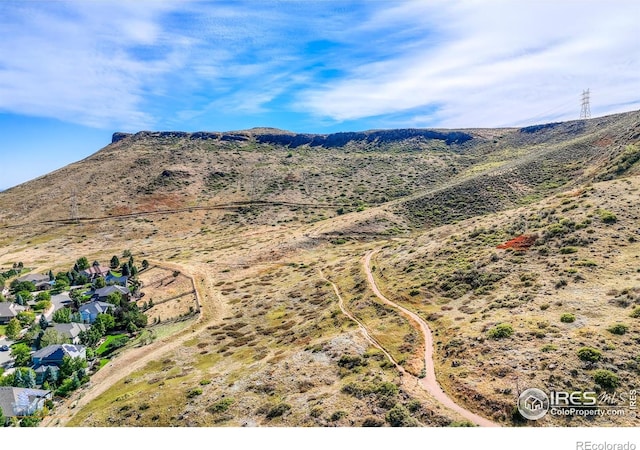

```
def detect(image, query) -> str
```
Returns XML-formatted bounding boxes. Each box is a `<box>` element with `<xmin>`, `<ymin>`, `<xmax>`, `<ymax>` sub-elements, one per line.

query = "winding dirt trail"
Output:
<box><xmin>363</xmin><ymin>250</ymin><xmax>499</xmax><ymax>427</ymax></box>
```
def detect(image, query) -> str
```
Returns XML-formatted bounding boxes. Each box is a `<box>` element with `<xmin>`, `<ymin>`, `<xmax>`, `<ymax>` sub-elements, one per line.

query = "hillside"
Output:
<box><xmin>0</xmin><ymin>110</ymin><xmax>639</xmax><ymax>427</ymax></box>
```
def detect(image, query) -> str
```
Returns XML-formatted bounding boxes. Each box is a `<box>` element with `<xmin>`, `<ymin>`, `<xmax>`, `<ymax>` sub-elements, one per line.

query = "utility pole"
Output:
<box><xmin>580</xmin><ymin>88</ymin><xmax>591</xmax><ymax>120</ymax></box>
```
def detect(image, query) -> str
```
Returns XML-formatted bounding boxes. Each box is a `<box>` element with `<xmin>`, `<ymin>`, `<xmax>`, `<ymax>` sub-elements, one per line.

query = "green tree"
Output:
<box><xmin>36</xmin><ymin>291</ymin><xmax>51</xmax><ymax>302</ymax></box>
<box><xmin>52</xmin><ymin>308</ymin><xmax>72</xmax><ymax>324</ymax></box>
<box><xmin>16</xmin><ymin>311</ymin><xmax>35</xmax><ymax>328</ymax></box>
<box><xmin>11</xmin><ymin>343</ymin><xmax>31</xmax><ymax>367</ymax></box>
<box><xmin>48</xmin><ymin>270</ymin><xmax>54</xmax><ymax>281</ymax></box>
<box><xmin>106</xmin><ymin>291</ymin><xmax>122</xmax><ymax>306</ymax></box>
<box><xmin>141</xmin><ymin>259</ymin><xmax>149</xmax><ymax>270</ymax></box>
<box><xmin>110</xmin><ymin>255</ymin><xmax>120</xmax><ymax>269</ymax></box>
<box><xmin>6</xmin><ymin>318</ymin><xmax>21</xmax><ymax>340</ymax></box>
<box><xmin>386</xmin><ymin>404</ymin><xmax>412</xmax><ymax>427</ymax></box>
<box><xmin>94</xmin><ymin>277</ymin><xmax>106</xmax><ymax>289</ymax></box>
<box><xmin>39</xmin><ymin>329</ymin><xmax>69</xmax><ymax>348</ymax></box>
<box><xmin>10</xmin><ymin>280</ymin><xmax>35</xmax><ymax>294</ymax></box>
<box><xmin>75</xmin><ymin>257</ymin><xmax>90</xmax><ymax>271</ymax></box>
<box><xmin>121</xmin><ymin>263</ymin><xmax>130</xmax><ymax>277</ymax></box>
<box><xmin>0</xmin><ymin>405</ymin><xmax>4</xmax><ymax>426</ymax></box>
<box><xmin>94</xmin><ymin>313</ymin><xmax>115</xmax><ymax>332</ymax></box>
<box><xmin>17</xmin><ymin>290</ymin><xmax>33</xmax><ymax>303</ymax></box>
<box><xmin>39</xmin><ymin>315</ymin><xmax>49</xmax><ymax>330</ymax></box>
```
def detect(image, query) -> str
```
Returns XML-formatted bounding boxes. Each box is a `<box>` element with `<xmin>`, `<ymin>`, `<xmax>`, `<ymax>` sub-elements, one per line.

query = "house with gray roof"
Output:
<box><xmin>0</xmin><ymin>302</ymin><xmax>26</xmax><ymax>324</ymax></box>
<box><xmin>51</xmin><ymin>322</ymin><xmax>91</xmax><ymax>344</ymax></box>
<box><xmin>93</xmin><ymin>285</ymin><xmax>130</xmax><ymax>302</ymax></box>
<box><xmin>79</xmin><ymin>300</ymin><xmax>113</xmax><ymax>323</ymax></box>
<box><xmin>31</xmin><ymin>344</ymin><xmax>86</xmax><ymax>367</ymax></box>
<box><xmin>0</xmin><ymin>387</ymin><xmax>51</xmax><ymax>419</ymax></box>
<box><xmin>16</xmin><ymin>273</ymin><xmax>52</xmax><ymax>290</ymax></box>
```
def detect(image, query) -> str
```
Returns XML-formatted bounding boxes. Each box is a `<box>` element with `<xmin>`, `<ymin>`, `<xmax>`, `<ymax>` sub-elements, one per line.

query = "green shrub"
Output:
<box><xmin>266</xmin><ymin>403</ymin><xmax>291</xmax><ymax>419</ymax></box>
<box><xmin>577</xmin><ymin>347</ymin><xmax>602</xmax><ymax>362</ymax></box>
<box><xmin>186</xmin><ymin>388</ymin><xmax>202</xmax><ymax>398</ymax></box>
<box><xmin>487</xmin><ymin>323</ymin><xmax>514</xmax><ymax>339</ymax></box>
<box><xmin>560</xmin><ymin>247</ymin><xmax>578</xmax><ymax>254</ymax></box>
<box><xmin>630</xmin><ymin>307</ymin><xmax>640</xmax><ymax>318</ymax></box>
<box><xmin>386</xmin><ymin>404</ymin><xmax>412</xmax><ymax>427</ymax></box>
<box><xmin>330</xmin><ymin>411</ymin><xmax>347</xmax><ymax>421</ymax></box>
<box><xmin>560</xmin><ymin>313</ymin><xmax>576</xmax><ymax>323</ymax></box>
<box><xmin>607</xmin><ymin>324</ymin><xmax>628</xmax><ymax>335</ymax></box>
<box><xmin>406</xmin><ymin>400</ymin><xmax>422</xmax><ymax>413</ymax></box>
<box><xmin>337</xmin><ymin>354</ymin><xmax>366</xmax><ymax>369</ymax></box>
<box><xmin>207</xmin><ymin>398</ymin><xmax>234</xmax><ymax>414</ymax></box>
<box><xmin>362</xmin><ymin>416</ymin><xmax>384</xmax><ymax>427</ymax></box>
<box><xmin>593</xmin><ymin>369</ymin><xmax>619</xmax><ymax>389</ymax></box>
<box><xmin>541</xmin><ymin>344</ymin><xmax>557</xmax><ymax>352</ymax></box>
<box><xmin>599</xmin><ymin>210</ymin><xmax>617</xmax><ymax>224</ymax></box>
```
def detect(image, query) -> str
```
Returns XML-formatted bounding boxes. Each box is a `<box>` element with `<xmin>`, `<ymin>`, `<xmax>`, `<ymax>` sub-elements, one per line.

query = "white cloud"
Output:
<box><xmin>298</xmin><ymin>0</ymin><xmax>640</xmax><ymax>127</ymax></box>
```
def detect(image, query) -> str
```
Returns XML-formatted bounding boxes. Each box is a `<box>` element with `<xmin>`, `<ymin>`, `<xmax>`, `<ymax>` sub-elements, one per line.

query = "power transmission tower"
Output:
<box><xmin>580</xmin><ymin>88</ymin><xmax>591</xmax><ymax>119</ymax></box>
<box><xmin>70</xmin><ymin>188</ymin><xmax>79</xmax><ymax>223</ymax></box>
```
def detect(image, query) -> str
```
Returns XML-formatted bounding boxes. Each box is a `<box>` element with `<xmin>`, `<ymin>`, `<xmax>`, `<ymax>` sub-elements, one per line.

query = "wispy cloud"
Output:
<box><xmin>297</xmin><ymin>0</ymin><xmax>640</xmax><ymax>127</ymax></box>
<box><xmin>0</xmin><ymin>1</ymin><xmax>638</xmax><ymax>133</ymax></box>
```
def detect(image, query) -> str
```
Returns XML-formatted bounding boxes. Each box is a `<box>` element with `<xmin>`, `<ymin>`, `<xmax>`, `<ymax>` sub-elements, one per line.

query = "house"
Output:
<box><xmin>31</xmin><ymin>344</ymin><xmax>86</xmax><ymax>367</ymax></box>
<box><xmin>51</xmin><ymin>322</ymin><xmax>91</xmax><ymax>344</ymax></box>
<box><xmin>33</xmin><ymin>365</ymin><xmax>60</xmax><ymax>385</ymax></box>
<box><xmin>0</xmin><ymin>387</ymin><xmax>51</xmax><ymax>418</ymax></box>
<box><xmin>93</xmin><ymin>285</ymin><xmax>130</xmax><ymax>302</ymax></box>
<box><xmin>81</xmin><ymin>266</ymin><xmax>111</xmax><ymax>280</ymax></box>
<box><xmin>0</xmin><ymin>302</ymin><xmax>26</xmax><ymax>324</ymax></box>
<box><xmin>16</xmin><ymin>273</ymin><xmax>52</xmax><ymax>291</ymax></box>
<box><xmin>79</xmin><ymin>301</ymin><xmax>113</xmax><ymax>323</ymax></box>
<box><xmin>524</xmin><ymin>395</ymin><xmax>544</xmax><ymax>412</ymax></box>
<box><xmin>105</xmin><ymin>273</ymin><xmax>128</xmax><ymax>286</ymax></box>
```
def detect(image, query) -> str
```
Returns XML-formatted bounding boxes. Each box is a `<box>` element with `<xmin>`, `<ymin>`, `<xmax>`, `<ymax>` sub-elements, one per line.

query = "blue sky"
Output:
<box><xmin>1</xmin><ymin>0</ymin><xmax>639</xmax><ymax>190</ymax></box>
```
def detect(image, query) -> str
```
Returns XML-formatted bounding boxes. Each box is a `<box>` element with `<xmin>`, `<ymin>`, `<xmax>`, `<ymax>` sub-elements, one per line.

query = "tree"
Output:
<box><xmin>24</xmin><ymin>369</ymin><xmax>36</xmax><ymax>388</ymax></box>
<box><xmin>0</xmin><ymin>405</ymin><xmax>4</xmax><ymax>426</ymax></box>
<box><xmin>14</xmin><ymin>293</ymin><xmax>24</xmax><ymax>306</ymax></box>
<box><xmin>48</xmin><ymin>270</ymin><xmax>54</xmax><ymax>281</ymax></box>
<box><xmin>39</xmin><ymin>329</ymin><xmax>69</xmax><ymax>348</ymax></box>
<box><xmin>9</xmin><ymin>280</ymin><xmax>35</xmax><ymax>294</ymax></box>
<box><xmin>121</xmin><ymin>263</ymin><xmax>130</xmax><ymax>278</ymax></box>
<box><xmin>106</xmin><ymin>291</ymin><xmax>122</xmax><ymax>306</ymax></box>
<box><xmin>39</xmin><ymin>315</ymin><xmax>49</xmax><ymax>330</ymax></box>
<box><xmin>52</xmin><ymin>308</ymin><xmax>72</xmax><ymax>324</ymax></box>
<box><xmin>122</xmin><ymin>249</ymin><xmax>132</xmax><ymax>258</ymax></box>
<box><xmin>6</xmin><ymin>318</ymin><xmax>21</xmax><ymax>340</ymax></box>
<box><xmin>94</xmin><ymin>277</ymin><xmax>106</xmax><ymax>289</ymax></box>
<box><xmin>11</xmin><ymin>343</ymin><xmax>31</xmax><ymax>367</ymax></box>
<box><xmin>130</xmin><ymin>265</ymin><xmax>138</xmax><ymax>277</ymax></box>
<box><xmin>92</xmin><ymin>260</ymin><xmax>100</xmax><ymax>269</ymax></box>
<box><xmin>94</xmin><ymin>313</ymin><xmax>115</xmax><ymax>332</ymax></box>
<box><xmin>142</xmin><ymin>259</ymin><xmax>149</xmax><ymax>270</ymax></box>
<box><xmin>110</xmin><ymin>255</ymin><xmax>120</xmax><ymax>269</ymax></box>
<box><xmin>75</xmin><ymin>257</ymin><xmax>90</xmax><ymax>271</ymax></box>
<box><xmin>16</xmin><ymin>290</ymin><xmax>33</xmax><ymax>303</ymax></box>
<box><xmin>79</xmin><ymin>327</ymin><xmax>102</xmax><ymax>348</ymax></box>
<box><xmin>35</xmin><ymin>291</ymin><xmax>51</xmax><ymax>302</ymax></box>
<box><xmin>44</xmin><ymin>366</ymin><xmax>58</xmax><ymax>386</ymax></box>
<box><xmin>16</xmin><ymin>311</ymin><xmax>35</xmax><ymax>328</ymax></box>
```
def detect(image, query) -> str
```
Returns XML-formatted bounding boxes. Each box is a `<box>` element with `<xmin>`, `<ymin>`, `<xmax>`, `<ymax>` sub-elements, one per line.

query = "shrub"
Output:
<box><xmin>266</xmin><ymin>403</ymin><xmax>291</xmax><ymax>419</ymax></box>
<box><xmin>607</xmin><ymin>324</ymin><xmax>628</xmax><ymax>335</ymax></box>
<box><xmin>186</xmin><ymin>388</ymin><xmax>202</xmax><ymax>398</ymax></box>
<box><xmin>593</xmin><ymin>369</ymin><xmax>619</xmax><ymax>389</ymax></box>
<box><xmin>560</xmin><ymin>313</ymin><xmax>576</xmax><ymax>323</ymax></box>
<box><xmin>406</xmin><ymin>400</ymin><xmax>422</xmax><ymax>413</ymax></box>
<box><xmin>337</xmin><ymin>354</ymin><xmax>366</xmax><ymax>370</ymax></box>
<box><xmin>386</xmin><ymin>404</ymin><xmax>411</xmax><ymax>427</ymax></box>
<box><xmin>560</xmin><ymin>247</ymin><xmax>578</xmax><ymax>254</ymax></box>
<box><xmin>362</xmin><ymin>416</ymin><xmax>384</xmax><ymax>427</ymax></box>
<box><xmin>487</xmin><ymin>323</ymin><xmax>514</xmax><ymax>339</ymax></box>
<box><xmin>541</xmin><ymin>344</ymin><xmax>557</xmax><ymax>352</ymax></box>
<box><xmin>599</xmin><ymin>210</ymin><xmax>617</xmax><ymax>224</ymax></box>
<box><xmin>330</xmin><ymin>411</ymin><xmax>347</xmax><ymax>421</ymax></box>
<box><xmin>630</xmin><ymin>307</ymin><xmax>640</xmax><ymax>318</ymax></box>
<box><xmin>207</xmin><ymin>398</ymin><xmax>234</xmax><ymax>414</ymax></box>
<box><xmin>577</xmin><ymin>347</ymin><xmax>602</xmax><ymax>362</ymax></box>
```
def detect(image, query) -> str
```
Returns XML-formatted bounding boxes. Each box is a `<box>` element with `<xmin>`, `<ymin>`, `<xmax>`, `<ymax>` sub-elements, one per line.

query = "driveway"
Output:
<box><xmin>46</xmin><ymin>292</ymin><xmax>72</xmax><ymax>320</ymax></box>
<box><xmin>0</xmin><ymin>337</ymin><xmax>13</xmax><ymax>369</ymax></box>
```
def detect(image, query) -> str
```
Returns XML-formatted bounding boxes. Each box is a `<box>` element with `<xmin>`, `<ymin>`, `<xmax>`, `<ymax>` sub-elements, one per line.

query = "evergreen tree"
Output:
<box><xmin>24</xmin><ymin>369</ymin><xmax>36</xmax><ymax>389</ymax></box>
<box><xmin>15</xmin><ymin>293</ymin><xmax>23</xmax><ymax>306</ymax></box>
<box><xmin>110</xmin><ymin>255</ymin><xmax>120</xmax><ymax>269</ymax></box>
<box><xmin>13</xmin><ymin>369</ymin><xmax>24</xmax><ymax>388</ymax></box>
<box><xmin>0</xmin><ymin>405</ymin><xmax>4</xmax><ymax>426</ymax></box>
<box><xmin>141</xmin><ymin>259</ymin><xmax>149</xmax><ymax>270</ymax></box>
<box><xmin>121</xmin><ymin>263</ymin><xmax>130</xmax><ymax>277</ymax></box>
<box><xmin>39</xmin><ymin>315</ymin><xmax>49</xmax><ymax>330</ymax></box>
<box><xmin>48</xmin><ymin>270</ymin><xmax>54</xmax><ymax>281</ymax></box>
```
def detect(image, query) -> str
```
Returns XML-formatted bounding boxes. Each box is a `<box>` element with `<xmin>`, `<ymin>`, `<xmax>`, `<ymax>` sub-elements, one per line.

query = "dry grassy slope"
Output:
<box><xmin>373</xmin><ymin>175</ymin><xmax>640</xmax><ymax>425</ymax></box>
<box><xmin>2</xmin><ymin>110</ymin><xmax>638</xmax><ymax>231</ymax></box>
<box><xmin>0</xmin><ymin>112</ymin><xmax>640</xmax><ymax>427</ymax></box>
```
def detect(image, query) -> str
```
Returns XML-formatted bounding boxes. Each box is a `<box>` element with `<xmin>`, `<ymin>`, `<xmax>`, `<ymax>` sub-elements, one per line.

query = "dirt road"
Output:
<box><xmin>363</xmin><ymin>250</ymin><xmax>499</xmax><ymax>427</ymax></box>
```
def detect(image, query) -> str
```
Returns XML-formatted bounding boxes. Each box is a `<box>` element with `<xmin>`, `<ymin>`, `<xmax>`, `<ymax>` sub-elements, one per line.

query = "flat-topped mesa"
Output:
<box><xmin>112</xmin><ymin>128</ymin><xmax>474</xmax><ymax>147</ymax></box>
